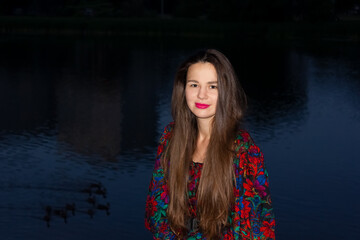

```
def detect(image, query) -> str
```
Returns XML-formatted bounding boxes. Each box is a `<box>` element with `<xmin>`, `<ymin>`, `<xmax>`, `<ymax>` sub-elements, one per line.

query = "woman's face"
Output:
<box><xmin>185</xmin><ymin>62</ymin><xmax>218</xmax><ymax>120</ymax></box>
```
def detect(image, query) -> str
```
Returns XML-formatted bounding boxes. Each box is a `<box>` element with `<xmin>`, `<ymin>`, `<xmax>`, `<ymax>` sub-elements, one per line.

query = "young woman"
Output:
<box><xmin>145</xmin><ymin>49</ymin><xmax>275</xmax><ymax>239</ymax></box>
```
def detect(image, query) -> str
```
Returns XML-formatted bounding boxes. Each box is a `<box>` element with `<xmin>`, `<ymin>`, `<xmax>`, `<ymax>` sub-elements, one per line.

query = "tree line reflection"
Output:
<box><xmin>0</xmin><ymin>36</ymin><xmax>359</xmax><ymax>161</ymax></box>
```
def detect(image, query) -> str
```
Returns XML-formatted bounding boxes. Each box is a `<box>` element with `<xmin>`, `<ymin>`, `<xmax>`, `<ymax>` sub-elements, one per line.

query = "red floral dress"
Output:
<box><xmin>145</xmin><ymin>122</ymin><xmax>275</xmax><ymax>239</ymax></box>
<box><xmin>188</xmin><ymin>161</ymin><xmax>202</xmax><ymax>227</ymax></box>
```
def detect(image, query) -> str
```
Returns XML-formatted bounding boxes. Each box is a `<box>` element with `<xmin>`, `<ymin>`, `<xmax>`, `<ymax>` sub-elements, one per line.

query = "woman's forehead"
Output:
<box><xmin>186</xmin><ymin>62</ymin><xmax>217</xmax><ymax>81</ymax></box>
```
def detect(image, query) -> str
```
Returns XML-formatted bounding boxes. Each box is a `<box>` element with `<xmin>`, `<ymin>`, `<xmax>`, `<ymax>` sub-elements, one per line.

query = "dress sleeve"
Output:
<box><xmin>145</xmin><ymin>124</ymin><xmax>177</xmax><ymax>240</ymax></box>
<box><xmin>233</xmin><ymin>132</ymin><xmax>276</xmax><ymax>240</ymax></box>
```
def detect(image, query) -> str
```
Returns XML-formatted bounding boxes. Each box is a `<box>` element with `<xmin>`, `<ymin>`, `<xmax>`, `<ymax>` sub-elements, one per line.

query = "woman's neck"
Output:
<box><xmin>193</xmin><ymin>118</ymin><xmax>213</xmax><ymax>163</ymax></box>
<box><xmin>196</xmin><ymin>117</ymin><xmax>213</xmax><ymax>141</ymax></box>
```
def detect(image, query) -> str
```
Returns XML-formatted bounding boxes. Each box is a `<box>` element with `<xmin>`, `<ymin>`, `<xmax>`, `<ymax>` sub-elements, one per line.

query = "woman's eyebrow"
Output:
<box><xmin>186</xmin><ymin>80</ymin><xmax>218</xmax><ymax>84</ymax></box>
<box><xmin>186</xmin><ymin>80</ymin><xmax>218</xmax><ymax>83</ymax></box>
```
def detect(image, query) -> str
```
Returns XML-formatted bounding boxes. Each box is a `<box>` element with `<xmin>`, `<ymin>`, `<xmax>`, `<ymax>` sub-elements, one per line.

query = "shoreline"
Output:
<box><xmin>0</xmin><ymin>16</ymin><xmax>359</xmax><ymax>41</ymax></box>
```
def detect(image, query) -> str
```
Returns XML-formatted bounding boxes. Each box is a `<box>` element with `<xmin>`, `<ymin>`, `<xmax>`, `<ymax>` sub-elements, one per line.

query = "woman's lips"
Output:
<box><xmin>195</xmin><ymin>103</ymin><xmax>210</xmax><ymax>109</ymax></box>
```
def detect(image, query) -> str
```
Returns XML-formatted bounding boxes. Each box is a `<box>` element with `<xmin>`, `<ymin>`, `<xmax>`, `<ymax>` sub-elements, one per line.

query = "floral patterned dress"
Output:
<box><xmin>145</xmin><ymin>123</ymin><xmax>275</xmax><ymax>239</ymax></box>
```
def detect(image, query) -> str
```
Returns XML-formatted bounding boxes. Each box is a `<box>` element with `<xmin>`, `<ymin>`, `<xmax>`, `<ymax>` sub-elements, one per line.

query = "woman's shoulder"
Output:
<box><xmin>235</xmin><ymin>129</ymin><xmax>253</xmax><ymax>142</ymax></box>
<box><xmin>159</xmin><ymin>122</ymin><xmax>175</xmax><ymax>144</ymax></box>
<box><xmin>233</xmin><ymin>129</ymin><xmax>258</xmax><ymax>154</ymax></box>
<box><xmin>233</xmin><ymin>130</ymin><xmax>264</xmax><ymax>173</ymax></box>
<box><xmin>234</xmin><ymin>129</ymin><xmax>254</xmax><ymax>145</ymax></box>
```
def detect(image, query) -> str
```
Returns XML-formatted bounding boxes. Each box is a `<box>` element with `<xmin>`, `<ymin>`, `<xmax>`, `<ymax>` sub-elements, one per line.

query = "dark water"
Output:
<box><xmin>0</xmin><ymin>35</ymin><xmax>359</xmax><ymax>240</ymax></box>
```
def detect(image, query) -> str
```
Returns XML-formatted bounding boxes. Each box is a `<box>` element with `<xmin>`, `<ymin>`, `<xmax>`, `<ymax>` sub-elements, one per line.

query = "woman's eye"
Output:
<box><xmin>190</xmin><ymin>84</ymin><xmax>198</xmax><ymax>87</ymax></box>
<box><xmin>209</xmin><ymin>85</ymin><xmax>217</xmax><ymax>89</ymax></box>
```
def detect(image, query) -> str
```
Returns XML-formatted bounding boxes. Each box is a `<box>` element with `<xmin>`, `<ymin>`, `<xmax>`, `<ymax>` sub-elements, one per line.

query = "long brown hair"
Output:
<box><xmin>162</xmin><ymin>49</ymin><xmax>247</xmax><ymax>239</ymax></box>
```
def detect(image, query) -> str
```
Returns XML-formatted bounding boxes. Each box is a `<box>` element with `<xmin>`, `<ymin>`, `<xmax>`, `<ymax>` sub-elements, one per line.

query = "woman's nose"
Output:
<box><xmin>197</xmin><ymin>87</ymin><xmax>207</xmax><ymax>99</ymax></box>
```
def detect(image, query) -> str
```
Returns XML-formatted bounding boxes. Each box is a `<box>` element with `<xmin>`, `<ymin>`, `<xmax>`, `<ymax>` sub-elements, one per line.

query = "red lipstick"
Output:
<box><xmin>195</xmin><ymin>103</ymin><xmax>210</xmax><ymax>109</ymax></box>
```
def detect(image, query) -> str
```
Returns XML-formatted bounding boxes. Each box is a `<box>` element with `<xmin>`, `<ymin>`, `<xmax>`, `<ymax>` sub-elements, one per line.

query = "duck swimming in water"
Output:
<box><xmin>86</xmin><ymin>196</ymin><xmax>96</xmax><ymax>206</ymax></box>
<box><xmin>94</xmin><ymin>187</ymin><xmax>107</xmax><ymax>198</ymax></box>
<box><xmin>97</xmin><ymin>203</ymin><xmax>110</xmax><ymax>215</ymax></box>
<box><xmin>65</xmin><ymin>203</ymin><xmax>76</xmax><ymax>216</ymax></box>
<box><xmin>87</xmin><ymin>208</ymin><xmax>95</xmax><ymax>218</ymax></box>
<box><xmin>53</xmin><ymin>209</ymin><xmax>68</xmax><ymax>223</ymax></box>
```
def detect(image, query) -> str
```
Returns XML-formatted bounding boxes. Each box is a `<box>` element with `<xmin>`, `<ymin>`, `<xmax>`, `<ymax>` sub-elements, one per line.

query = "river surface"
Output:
<box><xmin>0</xmin><ymin>35</ymin><xmax>359</xmax><ymax>240</ymax></box>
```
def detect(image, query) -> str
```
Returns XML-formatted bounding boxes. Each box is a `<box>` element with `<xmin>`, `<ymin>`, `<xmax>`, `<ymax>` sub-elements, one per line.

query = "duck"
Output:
<box><xmin>45</xmin><ymin>205</ymin><xmax>52</xmax><ymax>215</ymax></box>
<box><xmin>43</xmin><ymin>214</ymin><xmax>51</xmax><ymax>228</ymax></box>
<box><xmin>86</xmin><ymin>196</ymin><xmax>96</xmax><ymax>206</ymax></box>
<box><xmin>87</xmin><ymin>208</ymin><xmax>95</xmax><ymax>218</ymax></box>
<box><xmin>43</xmin><ymin>208</ymin><xmax>51</xmax><ymax>228</ymax></box>
<box><xmin>97</xmin><ymin>203</ymin><xmax>110</xmax><ymax>215</ymax></box>
<box><xmin>94</xmin><ymin>187</ymin><xmax>107</xmax><ymax>198</ymax></box>
<box><xmin>65</xmin><ymin>203</ymin><xmax>76</xmax><ymax>216</ymax></box>
<box><xmin>53</xmin><ymin>209</ymin><xmax>68</xmax><ymax>223</ymax></box>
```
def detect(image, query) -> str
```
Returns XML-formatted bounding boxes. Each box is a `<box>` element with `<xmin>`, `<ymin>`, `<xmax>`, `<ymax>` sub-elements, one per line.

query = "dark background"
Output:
<box><xmin>0</xmin><ymin>1</ymin><xmax>360</xmax><ymax>240</ymax></box>
<box><xmin>0</xmin><ymin>0</ymin><xmax>359</xmax><ymax>21</ymax></box>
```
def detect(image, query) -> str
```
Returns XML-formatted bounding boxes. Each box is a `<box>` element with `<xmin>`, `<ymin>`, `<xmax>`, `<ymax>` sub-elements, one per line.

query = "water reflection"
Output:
<box><xmin>229</xmin><ymin>44</ymin><xmax>309</xmax><ymax>142</ymax></box>
<box><xmin>0</xmin><ymin>35</ymin><xmax>359</xmax><ymax>240</ymax></box>
<box><xmin>42</xmin><ymin>182</ymin><xmax>110</xmax><ymax>228</ymax></box>
<box><xmin>56</xmin><ymin>75</ymin><xmax>123</xmax><ymax>159</ymax></box>
<box><xmin>0</xmin><ymin>60</ymin><xmax>54</xmax><ymax>133</ymax></box>
<box><xmin>304</xmin><ymin>43</ymin><xmax>360</xmax><ymax>122</ymax></box>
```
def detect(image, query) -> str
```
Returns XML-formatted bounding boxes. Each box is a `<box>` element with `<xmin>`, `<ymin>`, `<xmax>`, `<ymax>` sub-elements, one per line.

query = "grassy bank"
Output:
<box><xmin>0</xmin><ymin>16</ymin><xmax>359</xmax><ymax>41</ymax></box>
